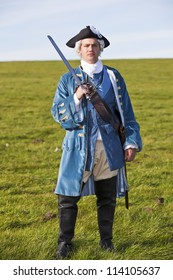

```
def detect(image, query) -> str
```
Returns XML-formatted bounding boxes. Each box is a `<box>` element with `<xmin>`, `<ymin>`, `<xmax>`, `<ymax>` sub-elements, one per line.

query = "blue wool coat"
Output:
<box><xmin>51</xmin><ymin>65</ymin><xmax>142</xmax><ymax>197</ymax></box>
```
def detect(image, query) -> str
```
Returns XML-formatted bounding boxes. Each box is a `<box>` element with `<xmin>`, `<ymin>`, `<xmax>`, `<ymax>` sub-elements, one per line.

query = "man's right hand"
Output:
<box><xmin>75</xmin><ymin>84</ymin><xmax>91</xmax><ymax>100</ymax></box>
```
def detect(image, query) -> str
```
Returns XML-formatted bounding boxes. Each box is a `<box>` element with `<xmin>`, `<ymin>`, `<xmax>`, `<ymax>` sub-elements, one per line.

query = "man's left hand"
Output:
<box><xmin>125</xmin><ymin>148</ymin><xmax>136</xmax><ymax>162</ymax></box>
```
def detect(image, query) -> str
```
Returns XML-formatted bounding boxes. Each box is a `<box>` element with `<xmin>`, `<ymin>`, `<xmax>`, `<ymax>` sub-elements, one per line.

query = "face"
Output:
<box><xmin>79</xmin><ymin>38</ymin><xmax>100</xmax><ymax>64</ymax></box>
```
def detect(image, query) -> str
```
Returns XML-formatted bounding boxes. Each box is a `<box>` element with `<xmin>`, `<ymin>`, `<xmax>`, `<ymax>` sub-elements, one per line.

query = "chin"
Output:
<box><xmin>87</xmin><ymin>58</ymin><xmax>97</xmax><ymax>64</ymax></box>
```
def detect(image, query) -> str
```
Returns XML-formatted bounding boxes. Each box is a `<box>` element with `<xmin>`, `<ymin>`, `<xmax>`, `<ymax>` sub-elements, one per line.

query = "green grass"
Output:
<box><xmin>0</xmin><ymin>59</ymin><xmax>173</xmax><ymax>260</ymax></box>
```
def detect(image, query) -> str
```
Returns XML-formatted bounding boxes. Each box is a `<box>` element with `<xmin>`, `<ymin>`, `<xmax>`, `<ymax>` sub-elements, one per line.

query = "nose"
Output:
<box><xmin>88</xmin><ymin>44</ymin><xmax>94</xmax><ymax>51</ymax></box>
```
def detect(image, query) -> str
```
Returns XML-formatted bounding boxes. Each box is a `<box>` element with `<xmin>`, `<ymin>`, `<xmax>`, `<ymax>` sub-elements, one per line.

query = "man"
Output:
<box><xmin>51</xmin><ymin>26</ymin><xmax>142</xmax><ymax>259</ymax></box>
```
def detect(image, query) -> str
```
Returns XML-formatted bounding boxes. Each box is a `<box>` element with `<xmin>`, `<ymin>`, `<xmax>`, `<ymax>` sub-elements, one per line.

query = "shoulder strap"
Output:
<box><xmin>85</xmin><ymin>82</ymin><xmax>120</xmax><ymax>133</ymax></box>
<box><xmin>107</xmin><ymin>68</ymin><xmax>125</xmax><ymax>126</ymax></box>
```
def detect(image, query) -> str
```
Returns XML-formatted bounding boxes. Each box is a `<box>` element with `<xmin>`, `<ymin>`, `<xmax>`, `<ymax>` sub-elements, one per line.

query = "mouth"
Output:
<box><xmin>88</xmin><ymin>52</ymin><xmax>95</xmax><ymax>56</ymax></box>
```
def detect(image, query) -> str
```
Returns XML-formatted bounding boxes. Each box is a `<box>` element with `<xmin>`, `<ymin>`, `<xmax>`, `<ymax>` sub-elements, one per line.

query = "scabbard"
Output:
<box><xmin>124</xmin><ymin>163</ymin><xmax>129</xmax><ymax>209</ymax></box>
<box><xmin>125</xmin><ymin>190</ymin><xmax>129</xmax><ymax>209</ymax></box>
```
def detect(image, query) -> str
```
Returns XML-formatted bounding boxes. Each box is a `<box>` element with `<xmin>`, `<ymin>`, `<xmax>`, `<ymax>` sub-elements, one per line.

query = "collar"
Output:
<box><xmin>80</xmin><ymin>59</ymin><xmax>103</xmax><ymax>78</ymax></box>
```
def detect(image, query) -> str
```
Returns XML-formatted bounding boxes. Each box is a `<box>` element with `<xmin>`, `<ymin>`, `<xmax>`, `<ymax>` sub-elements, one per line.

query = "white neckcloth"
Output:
<box><xmin>81</xmin><ymin>59</ymin><xmax>103</xmax><ymax>78</ymax></box>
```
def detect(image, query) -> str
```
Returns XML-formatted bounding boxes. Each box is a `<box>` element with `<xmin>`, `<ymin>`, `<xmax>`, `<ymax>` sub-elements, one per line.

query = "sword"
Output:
<box><xmin>47</xmin><ymin>35</ymin><xmax>83</xmax><ymax>87</ymax></box>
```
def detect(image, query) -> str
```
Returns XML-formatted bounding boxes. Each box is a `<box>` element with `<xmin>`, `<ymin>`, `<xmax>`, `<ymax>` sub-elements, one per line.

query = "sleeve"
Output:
<box><xmin>119</xmin><ymin>75</ymin><xmax>142</xmax><ymax>152</ymax></box>
<box><xmin>51</xmin><ymin>75</ymin><xmax>84</xmax><ymax>130</ymax></box>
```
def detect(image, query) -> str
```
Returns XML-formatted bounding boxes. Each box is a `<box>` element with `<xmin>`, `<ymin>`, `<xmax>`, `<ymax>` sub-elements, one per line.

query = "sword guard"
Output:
<box><xmin>82</xmin><ymin>82</ymin><xmax>97</xmax><ymax>100</ymax></box>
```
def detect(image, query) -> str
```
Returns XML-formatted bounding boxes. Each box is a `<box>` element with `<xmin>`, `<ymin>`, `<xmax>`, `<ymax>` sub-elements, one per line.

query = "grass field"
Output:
<box><xmin>0</xmin><ymin>59</ymin><xmax>173</xmax><ymax>260</ymax></box>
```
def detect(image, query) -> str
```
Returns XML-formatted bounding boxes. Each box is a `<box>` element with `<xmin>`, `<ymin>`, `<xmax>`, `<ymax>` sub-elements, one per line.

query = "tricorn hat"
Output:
<box><xmin>66</xmin><ymin>26</ymin><xmax>110</xmax><ymax>48</ymax></box>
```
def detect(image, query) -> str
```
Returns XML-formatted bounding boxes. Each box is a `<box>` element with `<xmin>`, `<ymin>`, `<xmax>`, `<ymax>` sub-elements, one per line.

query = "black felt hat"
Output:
<box><xmin>66</xmin><ymin>26</ymin><xmax>110</xmax><ymax>48</ymax></box>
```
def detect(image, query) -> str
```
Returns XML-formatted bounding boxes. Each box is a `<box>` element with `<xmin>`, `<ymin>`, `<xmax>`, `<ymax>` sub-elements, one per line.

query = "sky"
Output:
<box><xmin>0</xmin><ymin>0</ymin><xmax>173</xmax><ymax>61</ymax></box>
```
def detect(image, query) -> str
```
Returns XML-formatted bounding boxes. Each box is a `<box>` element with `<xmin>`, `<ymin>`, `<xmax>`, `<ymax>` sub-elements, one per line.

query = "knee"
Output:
<box><xmin>58</xmin><ymin>195</ymin><xmax>80</xmax><ymax>209</ymax></box>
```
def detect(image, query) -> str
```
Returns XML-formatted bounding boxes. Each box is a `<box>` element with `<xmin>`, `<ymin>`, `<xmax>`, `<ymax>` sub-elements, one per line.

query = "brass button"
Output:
<box><xmin>78</xmin><ymin>133</ymin><xmax>84</xmax><ymax>137</ymax></box>
<box><xmin>61</xmin><ymin>115</ymin><xmax>68</xmax><ymax>121</ymax></box>
<box><xmin>59</xmin><ymin>109</ymin><xmax>66</xmax><ymax>114</ymax></box>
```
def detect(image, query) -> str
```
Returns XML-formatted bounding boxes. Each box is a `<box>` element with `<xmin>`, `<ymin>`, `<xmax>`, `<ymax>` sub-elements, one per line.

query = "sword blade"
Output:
<box><xmin>47</xmin><ymin>35</ymin><xmax>82</xmax><ymax>86</ymax></box>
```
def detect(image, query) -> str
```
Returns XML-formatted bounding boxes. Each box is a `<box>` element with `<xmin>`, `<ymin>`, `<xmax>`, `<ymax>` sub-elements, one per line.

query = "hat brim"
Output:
<box><xmin>66</xmin><ymin>26</ymin><xmax>110</xmax><ymax>48</ymax></box>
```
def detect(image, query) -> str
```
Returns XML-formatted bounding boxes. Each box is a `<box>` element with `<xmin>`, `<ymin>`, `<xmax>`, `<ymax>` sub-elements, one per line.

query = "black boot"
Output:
<box><xmin>56</xmin><ymin>195</ymin><xmax>80</xmax><ymax>259</ymax></box>
<box><xmin>94</xmin><ymin>176</ymin><xmax>117</xmax><ymax>251</ymax></box>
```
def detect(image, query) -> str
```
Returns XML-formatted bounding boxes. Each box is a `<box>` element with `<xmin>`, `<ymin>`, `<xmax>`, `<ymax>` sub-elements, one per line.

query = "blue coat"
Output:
<box><xmin>51</xmin><ymin>65</ymin><xmax>142</xmax><ymax>197</ymax></box>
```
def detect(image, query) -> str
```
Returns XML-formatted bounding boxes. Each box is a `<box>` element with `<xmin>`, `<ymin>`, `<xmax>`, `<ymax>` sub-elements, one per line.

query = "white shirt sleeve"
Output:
<box><xmin>73</xmin><ymin>94</ymin><xmax>83</xmax><ymax>121</ymax></box>
<box><xmin>124</xmin><ymin>144</ymin><xmax>138</xmax><ymax>150</ymax></box>
<box><xmin>73</xmin><ymin>94</ymin><xmax>81</xmax><ymax>108</ymax></box>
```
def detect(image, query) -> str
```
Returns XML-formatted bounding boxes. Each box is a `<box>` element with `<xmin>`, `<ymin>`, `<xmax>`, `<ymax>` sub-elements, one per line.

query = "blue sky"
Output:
<box><xmin>0</xmin><ymin>0</ymin><xmax>173</xmax><ymax>61</ymax></box>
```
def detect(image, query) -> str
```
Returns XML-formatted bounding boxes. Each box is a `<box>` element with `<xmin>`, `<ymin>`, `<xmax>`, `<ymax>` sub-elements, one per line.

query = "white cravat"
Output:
<box><xmin>81</xmin><ymin>59</ymin><xmax>103</xmax><ymax>78</ymax></box>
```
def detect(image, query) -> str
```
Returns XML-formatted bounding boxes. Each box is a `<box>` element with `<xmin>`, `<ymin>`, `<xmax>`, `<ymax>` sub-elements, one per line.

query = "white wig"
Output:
<box><xmin>75</xmin><ymin>39</ymin><xmax>105</xmax><ymax>57</ymax></box>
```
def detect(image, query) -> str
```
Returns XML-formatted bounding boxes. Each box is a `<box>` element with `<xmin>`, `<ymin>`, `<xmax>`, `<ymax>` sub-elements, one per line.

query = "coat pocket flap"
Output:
<box><xmin>62</xmin><ymin>137</ymin><xmax>82</xmax><ymax>151</ymax></box>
